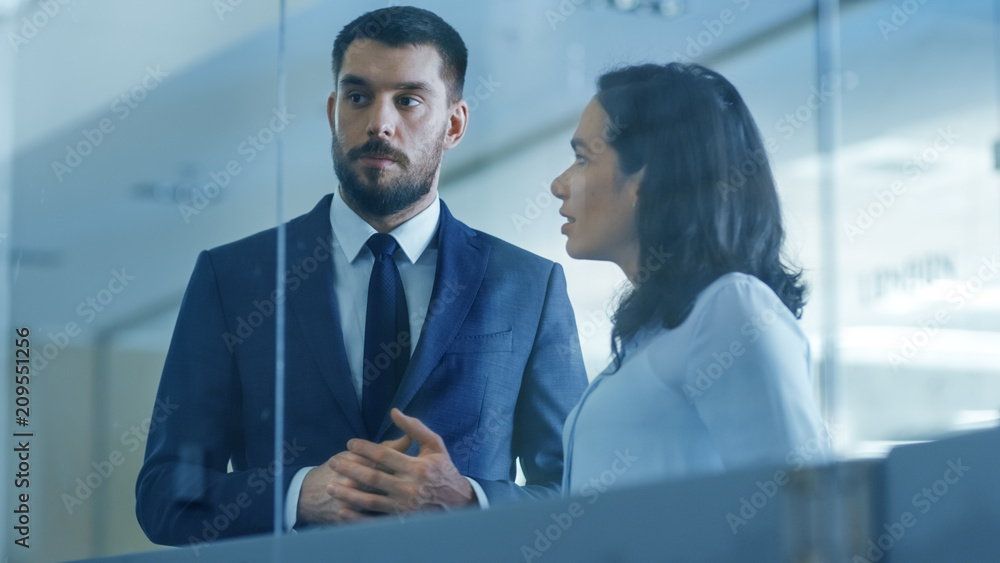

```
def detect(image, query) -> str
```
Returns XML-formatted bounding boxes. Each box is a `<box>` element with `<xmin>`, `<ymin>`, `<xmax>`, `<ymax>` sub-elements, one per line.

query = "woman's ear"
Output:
<box><xmin>625</xmin><ymin>165</ymin><xmax>645</xmax><ymax>205</ymax></box>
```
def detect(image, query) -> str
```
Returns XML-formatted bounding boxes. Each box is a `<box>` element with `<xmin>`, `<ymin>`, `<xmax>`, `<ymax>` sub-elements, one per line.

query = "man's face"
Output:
<box><xmin>329</xmin><ymin>39</ymin><xmax>464</xmax><ymax>218</ymax></box>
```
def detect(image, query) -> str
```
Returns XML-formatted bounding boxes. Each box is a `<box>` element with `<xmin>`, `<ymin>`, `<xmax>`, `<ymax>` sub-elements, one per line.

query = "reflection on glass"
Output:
<box><xmin>832</xmin><ymin>0</ymin><xmax>999</xmax><ymax>457</ymax></box>
<box><xmin>4</xmin><ymin>1</ymin><xmax>996</xmax><ymax>560</ymax></box>
<box><xmin>8</xmin><ymin>1</ymin><xmax>282</xmax><ymax>559</ymax></box>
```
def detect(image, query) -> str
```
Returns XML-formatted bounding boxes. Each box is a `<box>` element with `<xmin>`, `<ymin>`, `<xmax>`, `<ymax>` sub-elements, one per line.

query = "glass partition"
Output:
<box><xmin>3</xmin><ymin>1</ymin><xmax>997</xmax><ymax>560</ymax></box>
<box><xmin>832</xmin><ymin>0</ymin><xmax>999</xmax><ymax>455</ymax></box>
<box><xmin>5</xmin><ymin>1</ymin><xmax>282</xmax><ymax>559</ymax></box>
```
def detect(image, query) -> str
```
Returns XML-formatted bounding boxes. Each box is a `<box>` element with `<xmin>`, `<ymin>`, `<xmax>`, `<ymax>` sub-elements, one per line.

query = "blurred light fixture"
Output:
<box><xmin>952</xmin><ymin>409</ymin><xmax>1000</xmax><ymax>432</ymax></box>
<box><xmin>659</xmin><ymin>0</ymin><xmax>685</xmax><ymax>17</ymax></box>
<box><xmin>133</xmin><ymin>166</ymin><xmax>202</xmax><ymax>205</ymax></box>
<box><xmin>605</xmin><ymin>0</ymin><xmax>685</xmax><ymax>18</ymax></box>
<box><xmin>0</xmin><ymin>0</ymin><xmax>28</xmax><ymax>19</ymax></box>
<box><xmin>134</xmin><ymin>179</ymin><xmax>199</xmax><ymax>205</ymax></box>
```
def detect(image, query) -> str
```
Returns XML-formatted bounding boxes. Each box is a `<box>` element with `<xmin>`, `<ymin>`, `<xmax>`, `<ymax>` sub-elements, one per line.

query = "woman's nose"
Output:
<box><xmin>551</xmin><ymin>170</ymin><xmax>570</xmax><ymax>200</ymax></box>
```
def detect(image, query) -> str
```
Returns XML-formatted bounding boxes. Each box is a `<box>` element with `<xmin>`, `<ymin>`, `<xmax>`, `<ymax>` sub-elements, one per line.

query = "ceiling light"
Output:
<box><xmin>659</xmin><ymin>0</ymin><xmax>684</xmax><ymax>17</ymax></box>
<box><xmin>0</xmin><ymin>0</ymin><xmax>28</xmax><ymax>19</ymax></box>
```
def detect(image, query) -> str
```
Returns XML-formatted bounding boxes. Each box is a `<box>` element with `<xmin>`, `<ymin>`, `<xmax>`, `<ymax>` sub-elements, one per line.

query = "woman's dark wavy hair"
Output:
<box><xmin>598</xmin><ymin>62</ymin><xmax>807</xmax><ymax>369</ymax></box>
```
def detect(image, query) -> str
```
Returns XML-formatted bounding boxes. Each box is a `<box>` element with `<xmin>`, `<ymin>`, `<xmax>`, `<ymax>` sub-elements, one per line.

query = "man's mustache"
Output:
<box><xmin>347</xmin><ymin>139</ymin><xmax>410</xmax><ymax>167</ymax></box>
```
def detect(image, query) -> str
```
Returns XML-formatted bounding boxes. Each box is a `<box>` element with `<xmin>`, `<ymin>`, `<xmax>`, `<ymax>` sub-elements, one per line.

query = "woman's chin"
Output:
<box><xmin>564</xmin><ymin>242</ymin><xmax>595</xmax><ymax>261</ymax></box>
<box><xmin>563</xmin><ymin>240</ymin><xmax>581</xmax><ymax>259</ymax></box>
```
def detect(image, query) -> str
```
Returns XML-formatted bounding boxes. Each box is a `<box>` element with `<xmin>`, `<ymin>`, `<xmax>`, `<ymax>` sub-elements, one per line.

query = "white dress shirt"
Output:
<box><xmin>562</xmin><ymin>273</ymin><xmax>831</xmax><ymax>497</ymax></box>
<box><xmin>285</xmin><ymin>189</ymin><xmax>488</xmax><ymax>529</ymax></box>
<box><xmin>329</xmin><ymin>186</ymin><xmax>440</xmax><ymax>395</ymax></box>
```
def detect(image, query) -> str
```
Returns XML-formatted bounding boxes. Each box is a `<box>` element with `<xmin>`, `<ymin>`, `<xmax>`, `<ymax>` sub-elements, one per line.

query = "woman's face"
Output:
<box><xmin>551</xmin><ymin>98</ymin><xmax>641</xmax><ymax>268</ymax></box>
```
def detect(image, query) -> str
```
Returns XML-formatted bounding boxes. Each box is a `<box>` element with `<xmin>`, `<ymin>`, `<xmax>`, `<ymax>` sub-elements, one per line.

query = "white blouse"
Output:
<box><xmin>562</xmin><ymin>273</ymin><xmax>830</xmax><ymax>497</ymax></box>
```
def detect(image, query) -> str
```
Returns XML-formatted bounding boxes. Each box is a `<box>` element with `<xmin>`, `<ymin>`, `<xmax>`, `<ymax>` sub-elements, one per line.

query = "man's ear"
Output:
<box><xmin>326</xmin><ymin>92</ymin><xmax>336</xmax><ymax>132</ymax></box>
<box><xmin>442</xmin><ymin>99</ymin><xmax>469</xmax><ymax>151</ymax></box>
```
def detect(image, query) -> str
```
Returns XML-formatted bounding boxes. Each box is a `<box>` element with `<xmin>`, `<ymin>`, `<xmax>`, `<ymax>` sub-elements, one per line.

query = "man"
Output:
<box><xmin>135</xmin><ymin>6</ymin><xmax>587</xmax><ymax>546</ymax></box>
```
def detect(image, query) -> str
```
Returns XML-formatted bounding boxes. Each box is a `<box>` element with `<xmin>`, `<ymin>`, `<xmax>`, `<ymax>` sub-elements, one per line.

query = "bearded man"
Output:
<box><xmin>135</xmin><ymin>6</ymin><xmax>587</xmax><ymax>546</ymax></box>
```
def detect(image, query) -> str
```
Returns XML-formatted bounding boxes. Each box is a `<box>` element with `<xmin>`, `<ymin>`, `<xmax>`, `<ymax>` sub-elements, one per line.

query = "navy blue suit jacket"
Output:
<box><xmin>135</xmin><ymin>195</ymin><xmax>588</xmax><ymax>545</ymax></box>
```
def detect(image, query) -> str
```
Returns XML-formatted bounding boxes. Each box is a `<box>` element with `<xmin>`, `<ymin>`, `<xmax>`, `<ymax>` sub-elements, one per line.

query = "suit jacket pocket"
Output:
<box><xmin>446</xmin><ymin>328</ymin><xmax>513</xmax><ymax>354</ymax></box>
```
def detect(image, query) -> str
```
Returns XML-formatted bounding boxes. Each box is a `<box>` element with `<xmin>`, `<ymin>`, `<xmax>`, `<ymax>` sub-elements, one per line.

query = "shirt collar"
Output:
<box><xmin>329</xmin><ymin>187</ymin><xmax>440</xmax><ymax>264</ymax></box>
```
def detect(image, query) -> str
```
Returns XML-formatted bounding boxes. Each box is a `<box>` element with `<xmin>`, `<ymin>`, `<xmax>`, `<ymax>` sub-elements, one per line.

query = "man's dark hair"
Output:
<box><xmin>332</xmin><ymin>6</ymin><xmax>468</xmax><ymax>103</ymax></box>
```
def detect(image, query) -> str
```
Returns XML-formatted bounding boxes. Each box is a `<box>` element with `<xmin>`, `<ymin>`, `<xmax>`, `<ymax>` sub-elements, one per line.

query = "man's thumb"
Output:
<box><xmin>382</xmin><ymin>434</ymin><xmax>413</xmax><ymax>453</ymax></box>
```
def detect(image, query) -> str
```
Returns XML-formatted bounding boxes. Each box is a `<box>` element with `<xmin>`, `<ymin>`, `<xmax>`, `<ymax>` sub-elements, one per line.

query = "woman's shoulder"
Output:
<box><xmin>634</xmin><ymin>272</ymin><xmax>798</xmax><ymax>354</ymax></box>
<box><xmin>680</xmin><ymin>272</ymin><xmax>805</xmax><ymax>347</ymax></box>
<box><xmin>692</xmin><ymin>272</ymin><xmax>783</xmax><ymax>315</ymax></box>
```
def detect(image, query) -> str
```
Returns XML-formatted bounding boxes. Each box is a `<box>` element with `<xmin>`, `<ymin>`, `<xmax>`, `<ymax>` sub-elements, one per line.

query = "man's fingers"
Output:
<box><xmin>330</xmin><ymin>502</ymin><xmax>368</xmax><ymax>523</ymax></box>
<box><xmin>347</xmin><ymin>438</ymin><xmax>413</xmax><ymax>473</ymax></box>
<box><xmin>297</xmin><ymin>463</ymin><xmax>379</xmax><ymax>525</ymax></box>
<box><xmin>332</xmin><ymin>456</ymin><xmax>399</xmax><ymax>494</ymax></box>
<box><xmin>328</xmin><ymin>471</ymin><xmax>361</xmax><ymax>490</ymax></box>
<box><xmin>328</xmin><ymin>482</ymin><xmax>400</xmax><ymax>514</ymax></box>
<box><xmin>326</xmin><ymin>451</ymin><xmax>376</xmax><ymax>471</ymax></box>
<box><xmin>390</xmin><ymin>408</ymin><xmax>445</xmax><ymax>453</ymax></box>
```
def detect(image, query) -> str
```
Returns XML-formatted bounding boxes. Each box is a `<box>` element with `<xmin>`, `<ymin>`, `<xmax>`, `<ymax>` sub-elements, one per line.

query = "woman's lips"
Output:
<box><xmin>560</xmin><ymin>212</ymin><xmax>575</xmax><ymax>234</ymax></box>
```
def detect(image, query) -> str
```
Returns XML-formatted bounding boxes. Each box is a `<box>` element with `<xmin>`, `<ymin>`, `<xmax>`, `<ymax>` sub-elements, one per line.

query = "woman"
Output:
<box><xmin>552</xmin><ymin>63</ymin><xmax>830</xmax><ymax>497</ymax></box>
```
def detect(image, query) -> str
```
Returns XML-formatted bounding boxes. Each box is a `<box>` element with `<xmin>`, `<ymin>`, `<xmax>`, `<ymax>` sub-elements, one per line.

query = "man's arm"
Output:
<box><xmin>476</xmin><ymin>262</ymin><xmax>588</xmax><ymax>502</ymax></box>
<box><xmin>135</xmin><ymin>251</ymin><xmax>303</xmax><ymax>546</ymax></box>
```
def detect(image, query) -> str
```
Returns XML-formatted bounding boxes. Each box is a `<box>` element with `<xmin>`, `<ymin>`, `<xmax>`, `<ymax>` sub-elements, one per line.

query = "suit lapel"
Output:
<box><xmin>285</xmin><ymin>194</ymin><xmax>367</xmax><ymax>438</ymax></box>
<box><xmin>375</xmin><ymin>201</ymin><xmax>491</xmax><ymax>440</ymax></box>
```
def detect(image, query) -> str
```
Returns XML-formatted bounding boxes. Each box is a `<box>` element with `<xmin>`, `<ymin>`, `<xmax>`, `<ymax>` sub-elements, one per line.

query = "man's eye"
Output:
<box><xmin>347</xmin><ymin>93</ymin><xmax>368</xmax><ymax>104</ymax></box>
<box><xmin>574</xmin><ymin>155</ymin><xmax>587</xmax><ymax>165</ymax></box>
<box><xmin>398</xmin><ymin>96</ymin><xmax>421</xmax><ymax>107</ymax></box>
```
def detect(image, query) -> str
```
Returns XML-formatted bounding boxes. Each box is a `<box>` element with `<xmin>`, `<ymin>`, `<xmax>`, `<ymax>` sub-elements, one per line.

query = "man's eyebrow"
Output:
<box><xmin>395</xmin><ymin>81</ymin><xmax>433</xmax><ymax>92</ymax></box>
<box><xmin>338</xmin><ymin>75</ymin><xmax>434</xmax><ymax>93</ymax></box>
<box><xmin>339</xmin><ymin>74</ymin><xmax>369</xmax><ymax>88</ymax></box>
<box><xmin>570</xmin><ymin>138</ymin><xmax>590</xmax><ymax>153</ymax></box>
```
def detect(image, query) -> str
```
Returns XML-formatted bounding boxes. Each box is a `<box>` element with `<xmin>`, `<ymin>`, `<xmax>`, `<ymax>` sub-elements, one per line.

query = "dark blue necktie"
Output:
<box><xmin>362</xmin><ymin>233</ymin><xmax>410</xmax><ymax>439</ymax></box>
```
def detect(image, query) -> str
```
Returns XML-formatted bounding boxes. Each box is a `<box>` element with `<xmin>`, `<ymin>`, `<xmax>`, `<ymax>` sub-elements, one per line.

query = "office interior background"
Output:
<box><xmin>0</xmin><ymin>0</ymin><xmax>997</xmax><ymax>560</ymax></box>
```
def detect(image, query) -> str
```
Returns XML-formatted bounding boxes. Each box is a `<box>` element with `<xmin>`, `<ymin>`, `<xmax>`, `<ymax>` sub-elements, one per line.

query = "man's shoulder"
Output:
<box><xmin>210</xmin><ymin>225</ymin><xmax>276</xmax><ymax>256</ymax></box>
<box><xmin>204</xmin><ymin>195</ymin><xmax>331</xmax><ymax>263</ymax></box>
<box><xmin>464</xmin><ymin>225</ymin><xmax>557</xmax><ymax>275</ymax></box>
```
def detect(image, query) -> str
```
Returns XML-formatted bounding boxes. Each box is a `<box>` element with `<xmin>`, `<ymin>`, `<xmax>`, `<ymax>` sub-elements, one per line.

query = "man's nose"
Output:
<box><xmin>367</xmin><ymin>96</ymin><xmax>397</xmax><ymax>138</ymax></box>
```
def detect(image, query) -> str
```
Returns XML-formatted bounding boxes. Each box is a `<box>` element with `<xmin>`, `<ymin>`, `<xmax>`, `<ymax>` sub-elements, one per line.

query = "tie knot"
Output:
<box><xmin>366</xmin><ymin>233</ymin><xmax>399</xmax><ymax>258</ymax></box>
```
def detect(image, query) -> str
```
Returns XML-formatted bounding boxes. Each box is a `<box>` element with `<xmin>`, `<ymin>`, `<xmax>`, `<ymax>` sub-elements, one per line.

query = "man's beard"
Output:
<box><xmin>332</xmin><ymin>132</ymin><xmax>444</xmax><ymax>217</ymax></box>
